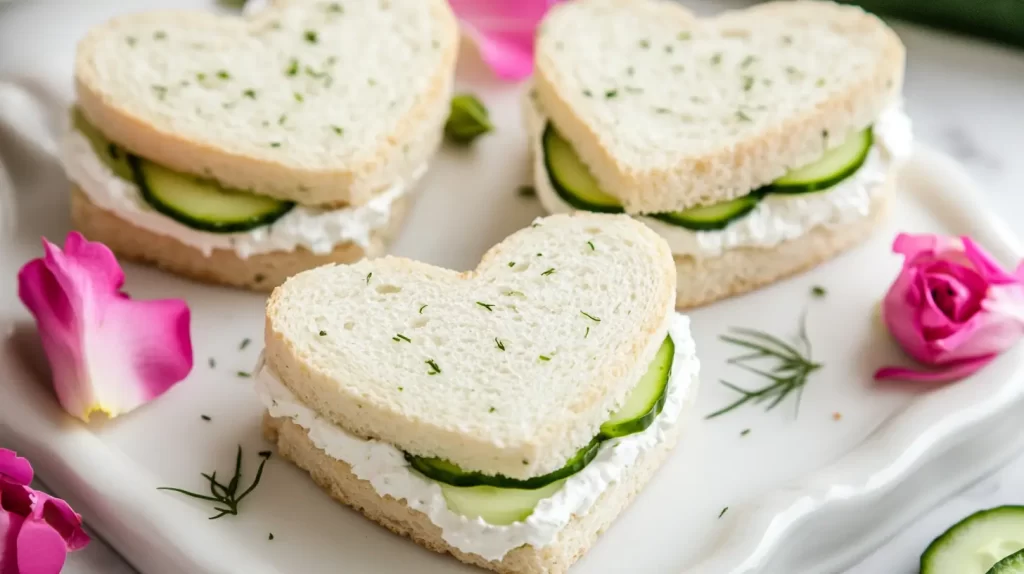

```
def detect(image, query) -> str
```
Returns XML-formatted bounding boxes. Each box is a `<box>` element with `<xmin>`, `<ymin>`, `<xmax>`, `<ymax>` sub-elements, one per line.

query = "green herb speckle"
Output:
<box><xmin>539</xmin><ymin>355</ymin><xmax>551</xmax><ymax>362</ymax></box>
<box><xmin>270</xmin><ymin>142</ymin><xmax>282</xmax><ymax>148</ymax></box>
<box><xmin>587</xmin><ymin>240</ymin><xmax>595</xmax><ymax>250</ymax></box>
<box><xmin>585</xmin><ymin>326</ymin><xmax>590</xmax><ymax>339</ymax></box>
<box><xmin>743</xmin><ymin>76</ymin><xmax>755</xmax><ymax>92</ymax></box>
<box><xmin>366</xmin><ymin>272</ymin><xmax>372</xmax><ymax>284</ymax></box>
<box><xmin>719</xmin><ymin>507</ymin><xmax>729</xmax><ymax>518</ymax></box>
<box><xmin>583</xmin><ymin>89</ymin><xmax>593</xmax><ymax>98</ymax></box>
<box><xmin>508</xmin><ymin>262</ymin><xmax>515</xmax><ymax>268</ymax></box>
<box><xmin>126</xmin><ymin>36</ymin><xmax>138</xmax><ymax>47</ymax></box>
<box><xmin>286</xmin><ymin>59</ymin><xmax>299</xmax><ymax>77</ymax></box>
<box><xmin>710</xmin><ymin>52</ymin><xmax>722</xmax><ymax>65</ymax></box>
<box><xmin>209</xmin><ymin>357</ymin><xmax>216</xmax><ymax>368</ymax></box>
<box><xmin>639</xmin><ymin>39</ymin><xmax>650</xmax><ymax>49</ymax></box>
<box><xmin>239</xmin><ymin>338</ymin><xmax>251</xmax><ymax>350</ymax></box>
<box><xmin>489</xmin><ymin>407</ymin><xmax>496</xmax><ymax>413</ymax></box>
<box><xmin>735</xmin><ymin>110</ymin><xmax>753</xmax><ymax>122</ymax></box>
<box><xmin>154</xmin><ymin>30</ymin><xmax>167</xmax><ymax>40</ymax></box>
<box><xmin>201</xmin><ymin>415</ymin><xmax>212</xmax><ymax>421</ymax></box>
<box><xmin>304</xmin><ymin>30</ymin><xmax>319</xmax><ymax>44</ymax></box>
<box><xmin>269</xmin><ymin>533</ymin><xmax>274</xmax><ymax>541</ymax></box>
<box><xmin>319</xmin><ymin>330</ymin><xmax>327</xmax><ymax>336</ymax></box>
<box><xmin>425</xmin><ymin>359</ymin><xmax>442</xmax><ymax>375</ymax></box>
<box><xmin>580</xmin><ymin>311</ymin><xmax>601</xmax><ymax>322</ymax></box>
<box><xmin>541</xmin><ymin>268</ymin><xmax>556</xmax><ymax>276</ymax></box>
<box><xmin>495</xmin><ymin>338</ymin><xmax>505</xmax><ymax>351</ymax></box>
<box><xmin>243</xmin><ymin>89</ymin><xmax>256</xmax><ymax>99</ymax></box>
<box><xmin>677</xmin><ymin>31</ymin><xmax>691</xmax><ymax>41</ymax></box>
<box><xmin>294</xmin><ymin>92</ymin><xmax>304</xmax><ymax>103</ymax></box>
<box><xmin>331</xmin><ymin>125</ymin><xmax>344</xmax><ymax>135</ymax></box>
<box><xmin>811</xmin><ymin>285</ymin><xmax>827</xmax><ymax>298</ymax></box>
<box><xmin>236</xmin><ymin>371</ymin><xmax>251</xmax><ymax>379</ymax></box>
<box><xmin>740</xmin><ymin>429</ymin><xmax>751</xmax><ymax>437</ymax></box>
<box><xmin>476</xmin><ymin>302</ymin><xmax>495</xmax><ymax>311</ymax></box>
<box><xmin>393</xmin><ymin>333</ymin><xmax>411</xmax><ymax>343</ymax></box>
<box><xmin>740</xmin><ymin>55</ymin><xmax>757</xmax><ymax>69</ymax></box>
<box><xmin>419</xmin><ymin>304</ymin><xmax>428</xmax><ymax>314</ymax></box>
<box><xmin>217</xmin><ymin>70</ymin><xmax>231</xmax><ymax>80</ymax></box>
<box><xmin>327</xmin><ymin>2</ymin><xmax>343</xmax><ymax>13</ymax></box>
<box><xmin>517</xmin><ymin>185</ymin><xmax>536</xmax><ymax>198</ymax></box>
<box><xmin>605</xmin><ymin>89</ymin><xmax>618</xmax><ymax>99</ymax></box>
<box><xmin>151</xmin><ymin>85</ymin><xmax>168</xmax><ymax>100</ymax></box>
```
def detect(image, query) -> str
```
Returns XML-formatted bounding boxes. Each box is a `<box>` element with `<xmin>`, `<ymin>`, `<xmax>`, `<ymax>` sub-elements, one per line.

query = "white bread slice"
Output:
<box><xmin>265</xmin><ymin>213</ymin><xmax>677</xmax><ymax>479</ymax></box>
<box><xmin>263</xmin><ymin>405</ymin><xmax>688</xmax><ymax>574</ymax></box>
<box><xmin>74</xmin><ymin>0</ymin><xmax>458</xmax><ymax>206</ymax></box>
<box><xmin>70</xmin><ymin>186</ymin><xmax>412</xmax><ymax>290</ymax></box>
<box><xmin>533</xmin><ymin>0</ymin><xmax>905</xmax><ymax>213</ymax></box>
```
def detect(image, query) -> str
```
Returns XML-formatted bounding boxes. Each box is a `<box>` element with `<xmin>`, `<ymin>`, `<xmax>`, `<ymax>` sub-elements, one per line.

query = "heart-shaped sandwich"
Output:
<box><xmin>527</xmin><ymin>0</ymin><xmax>912</xmax><ymax>308</ymax></box>
<box><xmin>256</xmin><ymin>213</ymin><xmax>701</xmax><ymax>573</ymax></box>
<box><xmin>63</xmin><ymin>0</ymin><xmax>458</xmax><ymax>289</ymax></box>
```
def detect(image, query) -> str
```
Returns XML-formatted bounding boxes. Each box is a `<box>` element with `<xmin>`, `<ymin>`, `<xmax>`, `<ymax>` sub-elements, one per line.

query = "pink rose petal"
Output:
<box><xmin>449</xmin><ymin>0</ymin><xmax>562</xmax><ymax>81</ymax></box>
<box><xmin>963</xmin><ymin>236</ymin><xmax>1019</xmax><ymax>284</ymax></box>
<box><xmin>874</xmin><ymin>354</ymin><xmax>997</xmax><ymax>383</ymax></box>
<box><xmin>18</xmin><ymin>232</ymin><xmax>193</xmax><ymax>421</ymax></box>
<box><xmin>16</xmin><ymin>517</ymin><xmax>67</xmax><ymax>574</ymax></box>
<box><xmin>0</xmin><ymin>511</ymin><xmax>26</xmax><ymax>574</ymax></box>
<box><xmin>0</xmin><ymin>451</ymin><xmax>32</xmax><ymax>486</ymax></box>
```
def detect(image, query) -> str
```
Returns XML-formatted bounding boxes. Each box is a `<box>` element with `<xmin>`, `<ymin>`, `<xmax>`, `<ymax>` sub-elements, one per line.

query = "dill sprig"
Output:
<box><xmin>157</xmin><ymin>447</ymin><xmax>271</xmax><ymax>519</ymax></box>
<box><xmin>705</xmin><ymin>312</ymin><xmax>821</xmax><ymax>420</ymax></box>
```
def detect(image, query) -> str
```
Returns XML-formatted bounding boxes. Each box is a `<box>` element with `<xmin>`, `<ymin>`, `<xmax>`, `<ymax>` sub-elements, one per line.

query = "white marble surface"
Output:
<box><xmin>2</xmin><ymin>1</ymin><xmax>1023</xmax><ymax>572</ymax></box>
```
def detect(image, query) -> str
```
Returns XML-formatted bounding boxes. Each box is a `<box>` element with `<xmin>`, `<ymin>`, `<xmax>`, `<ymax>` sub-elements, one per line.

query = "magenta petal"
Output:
<box><xmin>0</xmin><ymin>510</ymin><xmax>25</xmax><ymax>574</ymax></box>
<box><xmin>874</xmin><ymin>354</ymin><xmax>997</xmax><ymax>383</ymax></box>
<box><xmin>16</xmin><ymin>518</ymin><xmax>67</xmax><ymax>574</ymax></box>
<box><xmin>463</xmin><ymin>26</ymin><xmax>536</xmax><ymax>80</ymax></box>
<box><xmin>0</xmin><ymin>451</ymin><xmax>32</xmax><ymax>486</ymax></box>
<box><xmin>449</xmin><ymin>0</ymin><xmax>562</xmax><ymax>81</ymax></box>
<box><xmin>33</xmin><ymin>495</ymin><xmax>89</xmax><ymax>551</ymax></box>
<box><xmin>962</xmin><ymin>237</ymin><xmax>1019</xmax><ymax>284</ymax></box>
<box><xmin>892</xmin><ymin>233</ymin><xmax>960</xmax><ymax>263</ymax></box>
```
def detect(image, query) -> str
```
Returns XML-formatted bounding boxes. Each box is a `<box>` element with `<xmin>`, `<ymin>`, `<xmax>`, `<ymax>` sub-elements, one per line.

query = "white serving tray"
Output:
<box><xmin>1</xmin><ymin>2</ymin><xmax>1023</xmax><ymax>573</ymax></box>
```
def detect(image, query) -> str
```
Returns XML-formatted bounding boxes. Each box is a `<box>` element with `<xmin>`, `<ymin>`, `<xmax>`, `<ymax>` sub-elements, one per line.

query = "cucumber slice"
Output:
<box><xmin>990</xmin><ymin>549</ymin><xmax>1024</xmax><ymax>573</ymax></box>
<box><xmin>542</xmin><ymin>123</ymin><xmax>624</xmax><ymax>213</ymax></box>
<box><xmin>599</xmin><ymin>336</ymin><xmax>674</xmax><ymax>438</ymax></box>
<box><xmin>71</xmin><ymin>108</ymin><xmax>134</xmax><ymax>181</ymax></box>
<box><xmin>649</xmin><ymin>196</ymin><xmax>762</xmax><ymax>231</ymax></box>
<box><xmin>408</xmin><ymin>439</ymin><xmax>601</xmax><ymax>490</ymax></box>
<box><xmin>129</xmin><ymin>156</ymin><xmax>294</xmax><ymax>233</ymax></box>
<box><xmin>921</xmin><ymin>506</ymin><xmax>1024</xmax><ymax>574</ymax></box>
<box><xmin>770</xmin><ymin>128</ymin><xmax>873</xmax><ymax>193</ymax></box>
<box><xmin>440</xmin><ymin>479</ymin><xmax>566</xmax><ymax>526</ymax></box>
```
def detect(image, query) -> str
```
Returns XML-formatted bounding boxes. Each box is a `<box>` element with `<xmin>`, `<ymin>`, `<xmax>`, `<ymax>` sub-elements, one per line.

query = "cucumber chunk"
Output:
<box><xmin>440</xmin><ymin>480</ymin><xmax>566</xmax><ymax>526</ymax></box>
<box><xmin>990</xmin><ymin>549</ymin><xmax>1024</xmax><ymax>573</ymax></box>
<box><xmin>921</xmin><ymin>506</ymin><xmax>1024</xmax><ymax>574</ymax></box>
<box><xmin>130</xmin><ymin>156</ymin><xmax>294</xmax><ymax>233</ymax></box>
<box><xmin>408</xmin><ymin>439</ymin><xmax>601</xmax><ymax>490</ymax></box>
<box><xmin>770</xmin><ymin>128</ymin><xmax>873</xmax><ymax>193</ymax></box>
<box><xmin>599</xmin><ymin>336</ymin><xmax>674</xmax><ymax>438</ymax></box>
<box><xmin>649</xmin><ymin>196</ymin><xmax>762</xmax><ymax>231</ymax></box>
<box><xmin>542</xmin><ymin>123</ymin><xmax>624</xmax><ymax>213</ymax></box>
<box><xmin>72</xmin><ymin>108</ymin><xmax>134</xmax><ymax>181</ymax></box>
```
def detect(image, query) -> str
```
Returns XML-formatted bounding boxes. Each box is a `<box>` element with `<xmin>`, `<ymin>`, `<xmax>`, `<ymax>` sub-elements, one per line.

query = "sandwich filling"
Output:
<box><xmin>254</xmin><ymin>313</ymin><xmax>699</xmax><ymax>561</ymax></box>
<box><xmin>60</xmin><ymin>111</ymin><xmax>419</xmax><ymax>259</ymax></box>
<box><xmin>525</xmin><ymin>95</ymin><xmax>913</xmax><ymax>258</ymax></box>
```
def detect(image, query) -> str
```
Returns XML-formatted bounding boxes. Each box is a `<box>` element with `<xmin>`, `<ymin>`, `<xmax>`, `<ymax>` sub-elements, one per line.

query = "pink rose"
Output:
<box><xmin>0</xmin><ymin>449</ymin><xmax>90</xmax><ymax>574</ymax></box>
<box><xmin>875</xmin><ymin>233</ymin><xmax>1024</xmax><ymax>383</ymax></box>
<box><xmin>449</xmin><ymin>0</ymin><xmax>564</xmax><ymax>81</ymax></box>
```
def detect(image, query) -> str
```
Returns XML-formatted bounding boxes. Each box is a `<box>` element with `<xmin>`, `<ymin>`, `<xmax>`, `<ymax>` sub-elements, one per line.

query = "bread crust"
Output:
<box><xmin>534</xmin><ymin>0</ymin><xmax>906</xmax><ymax>213</ymax></box>
<box><xmin>263</xmin><ymin>410</ymin><xmax>686</xmax><ymax>574</ymax></box>
<box><xmin>73</xmin><ymin>0</ymin><xmax>458</xmax><ymax>207</ymax></box>
<box><xmin>69</xmin><ymin>186</ymin><xmax>410</xmax><ymax>291</ymax></box>
<box><xmin>674</xmin><ymin>185</ymin><xmax>891</xmax><ymax>309</ymax></box>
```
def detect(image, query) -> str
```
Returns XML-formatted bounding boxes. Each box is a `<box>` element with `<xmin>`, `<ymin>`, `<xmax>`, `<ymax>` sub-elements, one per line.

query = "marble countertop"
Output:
<box><xmin>3</xmin><ymin>0</ymin><xmax>1023</xmax><ymax>572</ymax></box>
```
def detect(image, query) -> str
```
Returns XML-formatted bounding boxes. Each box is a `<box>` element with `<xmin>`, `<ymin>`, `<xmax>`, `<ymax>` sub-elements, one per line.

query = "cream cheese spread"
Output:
<box><xmin>527</xmin><ymin>99</ymin><xmax>913</xmax><ymax>259</ymax></box>
<box><xmin>253</xmin><ymin>314</ymin><xmax>699</xmax><ymax>561</ymax></box>
<box><xmin>60</xmin><ymin>130</ymin><xmax>421</xmax><ymax>258</ymax></box>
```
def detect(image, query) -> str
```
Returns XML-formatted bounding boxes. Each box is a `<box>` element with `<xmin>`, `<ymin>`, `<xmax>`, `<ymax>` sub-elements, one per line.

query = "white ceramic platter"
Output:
<box><xmin>1</xmin><ymin>1</ymin><xmax>1023</xmax><ymax>573</ymax></box>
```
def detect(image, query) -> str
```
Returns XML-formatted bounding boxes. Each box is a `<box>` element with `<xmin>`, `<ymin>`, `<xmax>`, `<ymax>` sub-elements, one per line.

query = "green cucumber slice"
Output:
<box><xmin>990</xmin><ymin>549</ymin><xmax>1024</xmax><ymax>573</ymax></box>
<box><xmin>920</xmin><ymin>506</ymin><xmax>1024</xmax><ymax>574</ymax></box>
<box><xmin>542</xmin><ymin>123</ymin><xmax>624</xmax><ymax>213</ymax></box>
<box><xmin>599</xmin><ymin>336</ymin><xmax>674</xmax><ymax>438</ymax></box>
<box><xmin>440</xmin><ymin>479</ymin><xmax>565</xmax><ymax>526</ymax></box>
<box><xmin>71</xmin><ymin>108</ymin><xmax>133</xmax><ymax>181</ymax></box>
<box><xmin>770</xmin><ymin>128</ymin><xmax>873</xmax><ymax>193</ymax></box>
<box><xmin>408</xmin><ymin>439</ymin><xmax>601</xmax><ymax>490</ymax></box>
<box><xmin>129</xmin><ymin>156</ymin><xmax>294</xmax><ymax>233</ymax></box>
<box><xmin>649</xmin><ymin>196</ymin><xmax>762</xmax><ymax>231</ymax></box>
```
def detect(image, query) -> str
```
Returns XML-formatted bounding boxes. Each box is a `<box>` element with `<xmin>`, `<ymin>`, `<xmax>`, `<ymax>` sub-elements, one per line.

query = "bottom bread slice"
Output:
<box><xmin>263</xmin><ymin>412</ymin><xmax>685</xmax><ymax>574</ymax></box>
<box><xmin>69</xmin><ymin>186</ymin><xmax>411</xmax><ymax>291</ymax></box>
<box><xmin>674</xmin><ymin>188</ymin><xmax>891</xmax><ymax>309</ymax></box>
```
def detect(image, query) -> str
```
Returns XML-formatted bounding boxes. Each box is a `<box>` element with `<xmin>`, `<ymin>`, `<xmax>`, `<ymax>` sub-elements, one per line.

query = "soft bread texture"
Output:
<box><xmin>675</xmin><ymin>183</ymin><xmax>891</xmax><ymax>309</ymax></box>
<box><xmin>533</xmin><ymin>0</ymin><xmax>905</xmax><ymax>213</ymax></box>
<box><xmin>70</xmin><ymin>187</ymin><xmax>410</xmax><ymax>291</ymax></box>
<box><xmin>265</xmin><ymin>213</ymin><xmax>677</xmax><ymax>479</ymax></box>
<box><xmin>75</xmin><ymin>0</ymin><xmax>458</xmax><ymax>206</ymax></box>
<box><xmin>264</xmin><ymin>410</ymin><xmax>686</xmax><ymax>574</ymax></box>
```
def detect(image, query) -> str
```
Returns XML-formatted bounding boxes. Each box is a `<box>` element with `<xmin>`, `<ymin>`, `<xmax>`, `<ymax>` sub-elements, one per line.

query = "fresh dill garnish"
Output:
<box><xmin>393</xmin><ymin>334</ymin><xmax>411</xmax><ymax>343</ymax></box>
<box><xmin>201</xmin><ymin>415</ymin><xmax>212</xmax><ymax>421</ymax></box>
<box><xmin>517</xmin><ymin>185</ymin><xmax>536</xmax><ymax>198</ymax></box>
<box><xmin>366</xmin><ymin>272</ymin><xmax>372</xmax><ymax>284</ymax></box>
<box><xmin>495</xmin><ymin>338</ymin><xmax>506</xmax><ymax>351</ymax></box>
<box><xmin>740</xmin><ymin>428</ymin><xmax>751</xmax><ymax>437</ymax></box>
<box><xmin>286</xmin><ymin>59</ymin><xmax>299</xmax><ymax>77</ymax></box>
<box><xmin>580</xmin><ymin>311</ymin><xmax>601</xmax><ymax>322</ymax></box>
<box><xmin>539</xmin><ymin>355</ymin><xmax>551</xmax><ymax>362</ymax></box>
<box><xmin>157</xmin><ymin>447</ymin><xmax>271</xmax><ymax>519</ymax></box>
<box><xmin>587</xmin><ymin>240</ymin><xmax>595</xmax><ymax>250</ymax></box>
<box><xmin>504</xmin><ymin>290</ymin><xmax>525</xmax><ymax>297</ymax></box>
<box><xmin>239</xmin><ymin>338</ymin><xmax>251</xmax><ymax>350</ymax></box>
<box><xmin>236</xmin><ymin>371</ymin><xmax>251</xmax><ymax>378</ymax></box>
<box><xmin>476</xmin><ymin>302</ymin><xmax>495</xmax><ymax>311</ymax></box>
<box><xmin>585</xmin><ymin>326</ymin><xmax>590</xmax><ymax>339</ymax></box>
<box><xmin>419</xmin><ymin>304</ymin><xmax>428</xmax><ymax>314</ymax></box>
<box><xmin>208</xmin><ymin>357</ymin><xmax>216</xmax><ymax>368</ymax></box>
<box><xmin>541</xmin><ymin>268</ymin><xmax>556</xmax><ymax>276</ymax></box>
<box><xmin>705</xmin><ymin>312</ymin><xmax>821</xmax><ymax>420</ymax></box>
<box><xmin>319</xmin><ymin>330</ymin><xmax>327</xmax><ymax>336</ymax></box>
<box><xmin>425</xmin><ymin>359</ymin><xmax>441</xmax><ymax>375</ymax></box>
<box><xmin>304</xmin><ymin>30</ymin><xmax>319</xmax><ymax>44</ymax></box>
<box><xmin>811</xmin><ymin>285</ymin><xmax>827</xmax><ymax>298</ymax></box>
<box><xmin>718</xmin><ymin>507</ymin><xmax>729</xmax><ymax>518</ymax></box>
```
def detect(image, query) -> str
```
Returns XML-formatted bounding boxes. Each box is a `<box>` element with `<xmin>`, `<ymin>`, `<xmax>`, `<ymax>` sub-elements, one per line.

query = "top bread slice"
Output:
<box><xmin>264</xmin><ymin>213</ymin><xmax>677</xmax><ymax>479</ymax></box>
<box><xmin>74</xmin><ymin>0</ymin><xmax>458</xmax><ymax>207</ymax></box>
<box><xmin>533</xmin><ymin>0</ymin><xmax>905</xmax><ymax>213</ymax></box>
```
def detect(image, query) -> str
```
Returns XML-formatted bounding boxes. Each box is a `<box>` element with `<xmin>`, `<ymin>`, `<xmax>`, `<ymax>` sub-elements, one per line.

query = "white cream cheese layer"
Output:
<box><xmin>526</xmin><ymin>97</ymin><xmax>913</xmax><ymax>259</ymax></box>
<box><xmin>60</xmin><ymin>130</ymin><xmax>422</xmax><ymax>258</ymax></box>
<box><xmin>254</xmin><ymin>314</ymin><xmax>699</xmax><ymax>561</ymax></box>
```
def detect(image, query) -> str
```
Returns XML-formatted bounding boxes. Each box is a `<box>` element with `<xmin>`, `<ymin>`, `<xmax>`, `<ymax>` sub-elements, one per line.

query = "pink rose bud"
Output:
<box><xmin>17</xmin><ymin>232</ymin><xmax>193</xmax><ymax>421</ymax></box>
<box><xmin>448</xmin><ymin>0</ymin><xmax>564</xmax><ymax>81</ymax></box>
<box><xmin>875</xmin><ymin>233</ymin><xmax>1024</xmax><ymax>383</ymax></box>
<box><xmin>0</xmin><ymin>449</ymin><xmax>90</xmax><ymax>574</ymax></box>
